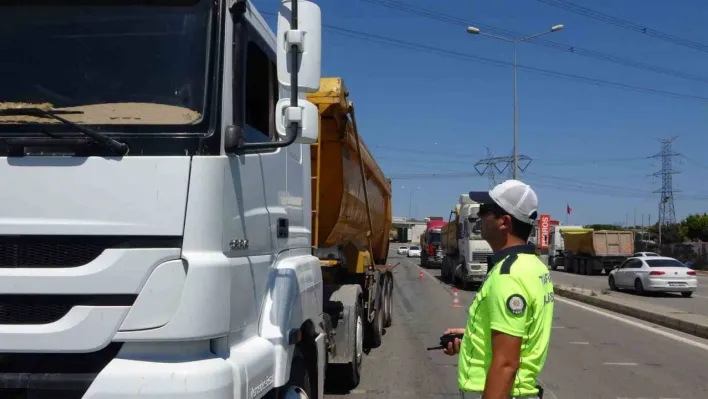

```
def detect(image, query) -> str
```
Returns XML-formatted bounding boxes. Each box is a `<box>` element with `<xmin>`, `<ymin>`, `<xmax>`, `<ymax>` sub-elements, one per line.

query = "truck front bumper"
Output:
<box><xmin>464</xmin><ymin>263</ymin><xmax>487</xmax><ymax>283</ymax></box>
<box><xmin>82</xmin><ymin>355</ymin><xmax>234</xmax><ymax>398</ymax></box>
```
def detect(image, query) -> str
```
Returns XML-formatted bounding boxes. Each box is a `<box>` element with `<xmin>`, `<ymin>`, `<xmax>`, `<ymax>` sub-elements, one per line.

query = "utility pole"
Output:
<box><xmin>649</xmin><ymin>136</ymin><xmax>680</xmax><ymax>245</ymax></box>
<box><xmin>466</xmin><ymin>24</ymin><xmax>565</xmax><ymax>179</ymax></box>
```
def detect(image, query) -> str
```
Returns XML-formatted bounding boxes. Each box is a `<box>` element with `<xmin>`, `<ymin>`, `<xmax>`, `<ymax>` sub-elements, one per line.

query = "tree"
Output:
<box><xmin>682</xmin><ymin>213</ymin><xmax>708</xmax><ymax>241</ymax></box>
<box><xmin>648</xmin><ymin>222</ymin><xmax>685</xmax><ymax>244</ymax></box>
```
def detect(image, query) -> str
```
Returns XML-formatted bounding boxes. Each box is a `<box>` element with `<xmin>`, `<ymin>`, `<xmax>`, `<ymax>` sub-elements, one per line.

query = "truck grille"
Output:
<box><xmin>472</xmin><ymin>252</ymin><xmax>493</xmax><ymax>263</ymax></box>
<box><xmin>0</xmin><ymin>295</ymin><xmax>136</xmax><ymax>325</ymax></box>
<box><xmin>0</xmin><ymin>236</ymin><xmax>181</xmax><ymax>268</ymax></box>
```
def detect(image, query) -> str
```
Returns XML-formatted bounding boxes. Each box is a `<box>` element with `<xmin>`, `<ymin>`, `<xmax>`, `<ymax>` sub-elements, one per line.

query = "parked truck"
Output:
<box><xmin>0</xmin><ymin>1</ymin><xmax>392</xmax><ymax>398</ymax></box>
<box><xmin>308</xmin><ymin>76</ymin><xmax>394</xmax><ymax>386</ymax></box>
<box><xmin>547</xmin><ymin>225</ymin><xmax>585</xmax><ymax>270</ymax></box>
<box><xmin>440</xmin><ymin>195</ymin><xmax>493</xmax><ymax>289</ymax></box>
<box><xmin>560</xmin><ymin>229</ymin><xmax>635</xmax><ymax>275</ymax></box>
<box><xmin>420</xmin><ymin>217</ymin><xmax>446</xmax><ymax>268</ymax></box>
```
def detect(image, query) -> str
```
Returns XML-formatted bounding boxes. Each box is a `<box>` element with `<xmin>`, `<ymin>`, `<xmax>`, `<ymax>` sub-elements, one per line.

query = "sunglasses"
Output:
<box><xmin>478</xmin><ymin>203</ymin><xmax>510</xmax><ymax>218</ymax></box>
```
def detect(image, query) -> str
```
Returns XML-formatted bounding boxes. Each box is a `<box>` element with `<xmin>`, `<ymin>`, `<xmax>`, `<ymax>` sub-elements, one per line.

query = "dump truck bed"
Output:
<box><xmin>308</xmin><ymin>77</ymin><xmax>392</xmax><ymax>272</ymax></box>
<box><xmin>562</xmin><ymin>229</ymin><xmax>634</xmax><ymax>257</ymax></box>
<box><xmin>441</xmin><ymin>205</ymin><xmax>460</xmax><ymax>252</ymax></box>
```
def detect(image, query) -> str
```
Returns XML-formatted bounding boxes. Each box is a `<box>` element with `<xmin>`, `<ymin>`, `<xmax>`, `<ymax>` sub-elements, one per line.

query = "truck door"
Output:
<box><xmin>224</xmin><ymin>21</ymin><xmax>285</xmax><ymax>322</ymax></box>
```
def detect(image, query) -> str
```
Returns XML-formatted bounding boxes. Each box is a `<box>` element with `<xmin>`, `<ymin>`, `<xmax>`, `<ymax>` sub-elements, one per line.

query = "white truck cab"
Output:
<box><xmin>548</xmin><ymin>225</ymin><xmax>584</xmax><ymax>270</ymax></box>
<box><xmin>0</xmin><ymin>1</ymin><xmax>325</xmax><ymax>398</ymax></box>
<box><xmin>440</xmin><ymin>195</ymin><xmax>493</xmax><ymax>288</ymax></box>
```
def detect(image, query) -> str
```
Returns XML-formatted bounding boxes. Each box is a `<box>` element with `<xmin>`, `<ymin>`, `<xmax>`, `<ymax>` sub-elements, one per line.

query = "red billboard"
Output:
<box><xmin>539</xmin><ymin>214</ymin><xmax>551</xmax><ymax>249</ymax></box>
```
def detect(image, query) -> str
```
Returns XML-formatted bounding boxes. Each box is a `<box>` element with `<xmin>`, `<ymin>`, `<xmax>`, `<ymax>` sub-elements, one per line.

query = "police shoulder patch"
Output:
<box><xmin>506</xmin><ymin>294</ymin><xmax>527</xmax><ymax>315</ymax></box>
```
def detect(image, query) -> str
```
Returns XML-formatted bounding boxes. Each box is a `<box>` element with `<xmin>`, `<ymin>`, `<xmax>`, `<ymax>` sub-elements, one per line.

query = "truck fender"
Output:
<box><xmin>259</xmin><ymin>254</ymin><xmax>323</xmax><ymax>388</ymax></box>
<box><xmin>324</xmin><ymin>284</ymin><xmax>362</xmax><ymax>364</ymax></box>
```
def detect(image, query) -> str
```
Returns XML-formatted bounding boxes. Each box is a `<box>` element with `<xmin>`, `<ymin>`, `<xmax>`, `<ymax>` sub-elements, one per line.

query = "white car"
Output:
<box><xmin>397</xmin><ymin>246</ymin><xmax>409</xmax><ymax>255</ymax></box>
<box><xmin>632</xmin><ymin>251</ymin><xmax>660</xmax><ymax>257</ymax></box>
<box><xmin>608</xmin><ymin>256</ymin><xmax>698</xmax><ymax>297</ymax></box>
<box><xmin>407</xmin><ymin>246</ymin><xmax>421</xmax><ymax>257</ymax></box>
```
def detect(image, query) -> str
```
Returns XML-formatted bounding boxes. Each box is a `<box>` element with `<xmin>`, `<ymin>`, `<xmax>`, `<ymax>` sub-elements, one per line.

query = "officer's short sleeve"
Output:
<box><xmin>487</xmin><ymin>274</ymin><xmax>529</xmax><ymax>337</ymax></box>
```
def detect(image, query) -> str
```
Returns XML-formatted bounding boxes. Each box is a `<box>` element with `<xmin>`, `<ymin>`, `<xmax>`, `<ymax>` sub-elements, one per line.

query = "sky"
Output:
<box><xmin>253</xmin><ymin>0</ymin><xmax>708</xmax><ymax>226</ymax></box>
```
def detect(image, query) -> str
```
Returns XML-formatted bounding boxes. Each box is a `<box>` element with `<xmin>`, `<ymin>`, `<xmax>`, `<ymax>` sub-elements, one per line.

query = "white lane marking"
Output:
<box><xmin>603</xmin><ymin>362</ymin><xmax>637</xmax><ymax>366</ymax></box>
<box><xmin>693</xmin><ymin>294</ymin><xmax>708</xmax><ymax>299</ymax></box>
<box><xmin>569</xmin><ymin>341</ymin><xmax>590</xmax><ymax>345</ymax></box>
<box><xmin>552</xmin><ymin>326</ymin><xmax>565</xmax><ymax>329</ymax></box>
<box><xmin>555</xmin><ymin>296</ymin><xmax>708</xmax><ymax>352</ymax></box>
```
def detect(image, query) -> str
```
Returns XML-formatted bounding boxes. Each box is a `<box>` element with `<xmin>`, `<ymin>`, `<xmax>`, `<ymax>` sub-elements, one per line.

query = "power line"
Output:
<box><xmin>373</xmin><ymin>144</ymin><xmax>652</xmax><ymax>166</ymax></box>
<box><xmin>324</xmin><ymin>25</ymin><xmax>708</xmax><ymax>102</ymax></box>
<box><xmin>259</xmin><ymin>10</ymin><xmax>708</xmax><ymax>101</ymax></box>
<box><xmin>387</xmin><ymin>170</ymin><xmax>708</xmax><ymax>201</ymax></box>
<box><xmin>535</xmin><ymin>0</ymin><xmax>708</xmax><ymax>54</ymax></box>
<box><xmin>359</xmin><ymin>0</ymin><xmax>708</xmax><ymax>84</ymax></box>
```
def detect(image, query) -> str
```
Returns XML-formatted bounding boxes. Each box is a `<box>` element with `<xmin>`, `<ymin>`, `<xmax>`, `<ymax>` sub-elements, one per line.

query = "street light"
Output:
<box><xmin>466</xmin><ymin>24</ymin><xmax>564</xmax><ymax>179</ymax></box>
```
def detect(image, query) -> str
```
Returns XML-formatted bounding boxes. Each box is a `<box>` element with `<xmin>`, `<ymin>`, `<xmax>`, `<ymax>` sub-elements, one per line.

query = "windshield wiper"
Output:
<box><xmin>0</xmin><ymin>108</ymin><xmax>129</xmax><ymax>155</ymax></box>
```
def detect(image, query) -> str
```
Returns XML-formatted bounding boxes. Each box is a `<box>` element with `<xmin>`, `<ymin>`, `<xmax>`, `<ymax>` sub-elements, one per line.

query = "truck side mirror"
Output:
<box><xmin>277</xmin><ymin>0</ymin><xmax>321</xmax><ymax>92</ymax></box>
<box><xmin>275</xmin><ymin>0</ymin><xmax>321</xmax><ymax>144</ymax></box>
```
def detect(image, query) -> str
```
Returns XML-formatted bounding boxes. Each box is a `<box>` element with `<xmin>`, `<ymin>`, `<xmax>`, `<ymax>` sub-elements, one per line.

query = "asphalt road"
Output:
<box><xmin>325</xmin><ymin>250</ymin><xmax>708</xmax><ymax>399</ymax></box>
<box><xmin>550</xmin><ymin>268</ymin><xmax>708</xmax><ymax>317</ymax></box>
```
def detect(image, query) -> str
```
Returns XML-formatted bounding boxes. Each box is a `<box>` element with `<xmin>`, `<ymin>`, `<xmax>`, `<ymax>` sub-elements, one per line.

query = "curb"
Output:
<box><xmin>553</xmin><ymin>284</ymin><xmax>708</xmax><ymax>340</ymax></box>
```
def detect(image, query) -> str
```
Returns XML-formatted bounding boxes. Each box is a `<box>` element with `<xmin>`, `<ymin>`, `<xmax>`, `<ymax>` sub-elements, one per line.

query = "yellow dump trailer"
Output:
<box><xmin>560</xmin><ymin>229</ymin><xmax>635</xmax><ymax>275</ymax></box>
<box><xmin>306</xmin><ymin>78</ymin><xmax>393</xmax><ymax>387</ymax></box>
<box><xmin>441</xmin><ymin>204</ymin><xmax>461</xmax><ymax>253</ymax></box>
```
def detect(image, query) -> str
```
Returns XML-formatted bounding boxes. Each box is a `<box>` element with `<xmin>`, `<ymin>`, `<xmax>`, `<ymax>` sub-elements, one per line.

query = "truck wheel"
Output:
<box><xmin>278</xmin><ymin>349</ymin><xmax>312</xmax><ymax>399</ymax></box>
<box><xmin>366</xmin><ymin>303</ymin><xmax>383</xmax><ymax>349</ymax></box>
<box><xmin>383</xmin><ymin>274</ymin><xmax>393</xmax><ymax>328</ymax></box>
<box><xmin>342</xmin><ymin>299</ymin><xmax>363</xmax><ymax>390</ymax></box>
<box><xmin>325</xmin><ymin>285</ymin><xmax>363</xmax><ymax>392</ymax></box>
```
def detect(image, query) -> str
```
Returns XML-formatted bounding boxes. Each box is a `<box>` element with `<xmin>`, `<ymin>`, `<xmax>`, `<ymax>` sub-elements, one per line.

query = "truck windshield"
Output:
<box><xmin>470</xmin><ymin>219</ymin><xmax>482</xmax><ymax>238</ymax></box>
<box><xmin>429</xmin><ymin>232</ymin><xmax>441</xmax><ymax>243</ymax></box>
<box><xmin>0</xmin><ymin>1</ymin><xmax>213</xmax><ymax>132</ymax></box>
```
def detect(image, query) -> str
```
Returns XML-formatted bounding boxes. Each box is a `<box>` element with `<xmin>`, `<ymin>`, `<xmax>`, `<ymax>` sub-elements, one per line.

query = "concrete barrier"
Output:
<box><xmin>554</xmin><ymin>284</ymin><xmax>708</xmax><ymax>340</ymax></box>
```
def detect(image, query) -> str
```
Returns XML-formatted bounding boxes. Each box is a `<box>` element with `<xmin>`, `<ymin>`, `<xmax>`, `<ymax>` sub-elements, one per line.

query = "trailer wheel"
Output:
<box><xmin>383</xmin><ymin>273</ymin><xmax>393</xmax><ymax>328</ymax></box>
<box><xmin>365</xmin><ymin>277</ymin><xmax>384</xmax><ymax>349</ymax></box>
<box><xmin>366</xmin><ymin>301</ymin><xmax>383</xmax><ymax>349</ymax></box>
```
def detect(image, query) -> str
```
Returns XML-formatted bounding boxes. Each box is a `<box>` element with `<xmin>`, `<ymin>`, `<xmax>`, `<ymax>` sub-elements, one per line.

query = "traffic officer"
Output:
<box><xmin>443</xmin><ymin>179</ymin><xmax>554</xmax><ymax>399</ymax></box>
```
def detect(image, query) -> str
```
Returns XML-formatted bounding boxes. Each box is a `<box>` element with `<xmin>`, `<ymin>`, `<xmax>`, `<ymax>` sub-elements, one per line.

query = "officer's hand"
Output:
<box><xmin>442</xmin><ymin>328</ymin><xmax>464</xmax><ymax>356</ymax></box>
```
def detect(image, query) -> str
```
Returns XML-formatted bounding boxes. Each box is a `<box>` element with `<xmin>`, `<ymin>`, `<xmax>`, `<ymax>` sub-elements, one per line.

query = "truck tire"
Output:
<box><xmin>348</xmin><ymin>299</ymin><xmax>364</xmax><ymax>388</ymax></box>
<box><xmin>549</xmin><ymin>256</ymin><xmax>558</xmax><ymax>271</ymax></box>
<box><xmin>383</xmin><ymin>272</ymin><xmax>393</xmax><ymax>328</ymax></box>
<box><xmin>325</xmin><ymin>285</ymin><xmax>363</xmax><ymax>391</ymax></box>
<box><xmin>277</xmin><ymin>349</ymin><xmax>312</xmax><ymax>399</ymax></box>
<box><xmin>365</xmin><ymin>282</ymin><xmax>383</xmax><ymax>349</ymax></box>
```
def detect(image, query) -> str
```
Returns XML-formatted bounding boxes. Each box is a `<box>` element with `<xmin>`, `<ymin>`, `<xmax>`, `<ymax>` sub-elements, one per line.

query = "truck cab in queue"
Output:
<box><xmin>0</xmin><ymin>1</ymin><xmax>394</xmax><ymax>398</ymax></box>
<box><xmin>420</xmin><ymin>217</ymin><xmax>446</xmax><ymax>268</ymax></box>
<box><xmin>440</xmin><ymin>196</ymin><xmax>493</xmax><ymax>289</ymax></box>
